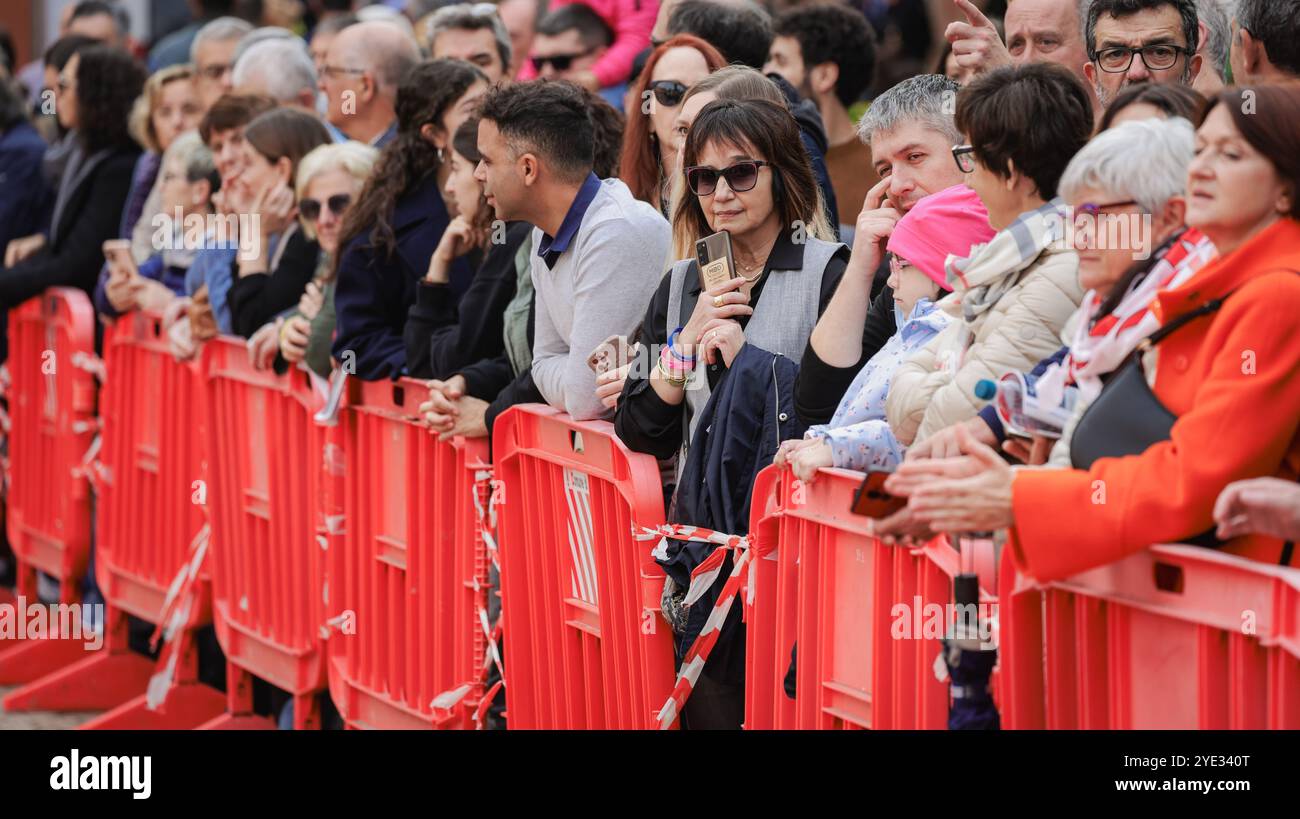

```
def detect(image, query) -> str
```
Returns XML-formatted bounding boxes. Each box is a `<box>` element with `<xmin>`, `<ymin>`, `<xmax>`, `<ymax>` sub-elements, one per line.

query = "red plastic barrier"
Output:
<box><xmin>744</xmin><ymin>465</ymin><xmax>997</xmax><ymax>729</ymax></box>
<box><xmin>326</xmin><ymin>376</ymin><xmax>491</xmax><ymax>729</ymax></box>
<box><xmin>1000</xmin><ymin>543</ymin><xmax>1300</xmax><ymax>729</ymax></box>
<box><xmin>0</xmin><ymin>289</ymin><xmax>99</xmax><ymax>682</ymax></box>
<box><xmin>3</xmin><ymin>313</ymin><xmax>223</xmax><ymax>726</ymax></box>
<box><xmin>201</xmin><ymin>337</ymin><xmax>334</xmax><ymax>729</ymax></box>
<box><xmin>492</xmin><ymin>404</ymin><xmax>673</xmax><ymax>729</ymax></box>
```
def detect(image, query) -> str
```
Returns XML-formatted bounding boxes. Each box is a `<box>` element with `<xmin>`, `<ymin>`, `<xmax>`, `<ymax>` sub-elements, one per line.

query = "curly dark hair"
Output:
<box><xmin>74</xmin><ymin>45</ymin><xmax>145</xmax><ymax>154</ymax></box>
<box><xmin>337</xmin><ymin>58</ymin><xmax>487</xmax><ymax>263</ymax></box>
<box><xmin>773</xmin><ymin>4</ymin><xmax>877</xmax><ymax>108</ymax></box>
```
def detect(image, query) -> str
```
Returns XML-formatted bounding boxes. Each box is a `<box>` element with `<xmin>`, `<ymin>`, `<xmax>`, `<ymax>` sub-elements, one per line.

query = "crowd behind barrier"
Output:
<box><xmin>1</xmin><ymin>292</ymin><xmax>1296</xmax><ymax>730</ymax></box>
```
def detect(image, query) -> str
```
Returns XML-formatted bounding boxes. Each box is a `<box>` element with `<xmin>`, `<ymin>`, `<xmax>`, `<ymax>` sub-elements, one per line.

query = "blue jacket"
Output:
<box><xmin>332</xmin><ymin>172</ymin><xmax>469</xmax><ymax>380</ymax></box>
<box><xmin>657</xmin><ymin>343</ymin><xmax>806</xmax><ymax>684</ymax></box>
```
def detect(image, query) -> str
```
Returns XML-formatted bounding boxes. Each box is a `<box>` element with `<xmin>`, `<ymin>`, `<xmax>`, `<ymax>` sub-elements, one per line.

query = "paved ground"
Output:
<box><xmin>0</xmin><ymin>686</ymin><xmax>100</xmax><ymax>729</ymax></box>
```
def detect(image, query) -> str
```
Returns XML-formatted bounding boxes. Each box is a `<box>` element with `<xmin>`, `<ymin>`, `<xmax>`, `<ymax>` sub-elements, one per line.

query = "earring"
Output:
<box><xmin>437</xmin><ymin>147</ymin><xmax>445</xmax><ymax>162</ymax></box>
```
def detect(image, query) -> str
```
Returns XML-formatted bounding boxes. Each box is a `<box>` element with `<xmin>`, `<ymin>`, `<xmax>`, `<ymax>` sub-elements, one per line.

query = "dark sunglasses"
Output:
<box><xmin>648</xmin><ymin>80</ymin><xmax>687</xmax><ymax>108</ymax></box>
<box><xmin>684</xmin><ymin>160</ymin><xmax>772</xmax><ymax>197</ymax></box>
<box><xmin>298</xmin><ymin>194</ymin><xmax>352</xmax><ymax>221</ymax></box>
<box><xmin>530</xmin><ymin>48</ymin><xmax>596</xmax><ymax>73</ymax></box>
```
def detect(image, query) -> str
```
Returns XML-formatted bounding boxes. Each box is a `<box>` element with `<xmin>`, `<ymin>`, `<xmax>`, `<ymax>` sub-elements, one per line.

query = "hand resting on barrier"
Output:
<box><xmin>1214</xmin><ymin>477</ymin><xmax>1300</xmax><ymax>542</ymax></box>
<box><xmin>884</xmin><ymin>422</ymin><xmax>1015</xmax><ymax>535</ymax></box>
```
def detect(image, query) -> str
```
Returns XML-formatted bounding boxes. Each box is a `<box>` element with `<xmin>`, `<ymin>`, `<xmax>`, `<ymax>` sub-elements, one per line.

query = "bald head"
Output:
<box><xmin>331</xmin><ymin>21</ymin><xmax>420</xmax><ymax>96</ymax></box>
<box><xmin>321</xmin><ymin>21</ymin><xmax>420</xmax><ymax>142</ymax></box>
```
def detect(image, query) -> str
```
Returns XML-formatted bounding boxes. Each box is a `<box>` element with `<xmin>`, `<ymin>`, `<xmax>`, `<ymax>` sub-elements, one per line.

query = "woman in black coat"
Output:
<box><xmin>330</xmin><ymin>59</ymin><xmax>488</xmax><ymax>381</ymax></box>
<box><xmin>0</xmin><ymin>45</ymin><xmax>143</xmax><ymax>343</ymax></box>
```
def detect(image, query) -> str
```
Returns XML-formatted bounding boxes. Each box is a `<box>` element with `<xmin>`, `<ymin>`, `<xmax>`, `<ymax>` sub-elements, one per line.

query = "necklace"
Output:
<box><xmin>735</xmin><ymin>255</ymin><xmax>766</xmax><ymax>283</ymax></box>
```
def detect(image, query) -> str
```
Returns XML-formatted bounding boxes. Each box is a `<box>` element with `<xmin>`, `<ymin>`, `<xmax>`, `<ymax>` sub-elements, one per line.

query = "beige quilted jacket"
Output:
<box><xmin>885</xmin><ymin>242</ymin><xmax>1084</xmax><ymax>445</ymax></box>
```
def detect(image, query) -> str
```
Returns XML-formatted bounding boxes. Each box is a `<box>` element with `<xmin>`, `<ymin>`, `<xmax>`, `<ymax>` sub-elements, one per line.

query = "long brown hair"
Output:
<box><xmin>243</xmin><ymin>108</ymin><xmax>332</xmax><ymax>180</ymax></box>
<box><xmin>1207</xmin><ymin>83</ymin><xmax>1300</xmax><ymax>220</ymax></box>
<box><xmin>335</xmin><ymin>58</ymin><xmax>487</xmax><ymax>264</ymax></box>
<box><xmin>619</xmin><ymin>35</ymin><xmax>726</xmax><ymax>206</ymax></box>
<box><xmin>672</xmin><ymin>98</ymin><xmax>822</xmax><ymax>260</ymax></box>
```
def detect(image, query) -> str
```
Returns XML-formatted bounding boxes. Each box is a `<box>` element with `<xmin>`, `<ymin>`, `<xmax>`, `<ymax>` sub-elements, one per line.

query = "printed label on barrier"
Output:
<box><xmin>564</xmin><ymin>468</ymin><xmax>599</xmax><ymax>607</ymax></box>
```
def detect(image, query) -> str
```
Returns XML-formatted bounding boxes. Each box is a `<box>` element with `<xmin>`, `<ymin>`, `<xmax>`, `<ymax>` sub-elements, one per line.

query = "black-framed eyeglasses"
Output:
<box><xmin>648</xmin><ymin>80</ymin><xmax>688</xmax><ymax>108</ymax></box>
<box><xmin>952</xmin><ymin>144</ymin><xmax>975</xmax><ymax>174</ymax></box>
<box><xmin>684</xmin><ymin>160</ymin><xmax>772</xmax><ymax>196</ymax></box>
<box><xmin>1092</xmin><ymin>44</ymin><xmax>1191</xmax><ymax>73</ymax></box>
<box><xmin>298</xmin><ymin>194</ymin><xmax>353</xmax><ymax>221</ymax></box>
<box><xmin>530</xmin><ymin>48</ymin><xmax>597</xmax><ymax>73</ymax></box>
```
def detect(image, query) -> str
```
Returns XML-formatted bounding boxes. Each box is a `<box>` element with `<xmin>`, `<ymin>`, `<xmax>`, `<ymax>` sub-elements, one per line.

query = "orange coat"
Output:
<box><xmin>1008</xmin><ymin>218</ymin><xmax>1300</xmax><ymax>583</ymax></box>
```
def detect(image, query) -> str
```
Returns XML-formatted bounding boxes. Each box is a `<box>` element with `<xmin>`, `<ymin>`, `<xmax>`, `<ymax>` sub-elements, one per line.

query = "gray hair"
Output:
<box><xmin>189</xmin><ymin>16</ymin><xmax>254</xmax><ymax>63</ymax></box>
<box><xmin>857</xmin><ymin>73</ymin><xmax>962</xmax><ymax>146</ymax></box>
<box><xmin>356</xmin><ymin>4</ymin><xmax>419</xmax><ymax>39</ymax></box>
<box><xmin>1058</xmin><ymin>117</ymin><xmax>1195</xmax><ymax>213</ymax></box>
<box><xmin>1196</xmin><ymin>0</ymin><xmax>1230</xmax><ymax>79</ymax></box>
<box><xmin>426</xmin><ymin>3</ymin><xmax>513</xmax><ymax>68</ymax></box>
<box><xmin>231</xmin><ymin>37</ymin><xmax>319</xmax><ymax>102</ymax></box>
<box><xmin>233</xmin><ymin>26</ymin><xmax>298</xmax><ymax>65</ymax></box>
<box><xmin>339</xmin><ymin>21</ymin><xmax>422</xmax><ymax>95</ymax></box>
<box><xmin>165</xmin><ymin>131</ymin><xmax>216</xmax><ymax>186</ymax></box>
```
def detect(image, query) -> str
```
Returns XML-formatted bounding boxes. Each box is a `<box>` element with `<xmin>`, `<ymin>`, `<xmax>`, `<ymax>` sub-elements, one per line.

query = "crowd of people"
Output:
<box><xmin>1</xmin><ymin>0</ymin><xmax>1299</xmax><ymax>730</ymax></box>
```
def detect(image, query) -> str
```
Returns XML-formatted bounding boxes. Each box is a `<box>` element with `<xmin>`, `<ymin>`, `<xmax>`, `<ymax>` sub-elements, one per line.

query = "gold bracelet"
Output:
<box><xmin>656</xmin><ymin>355</ymin><xmax>692</xmax><ymax>387</ymax></box>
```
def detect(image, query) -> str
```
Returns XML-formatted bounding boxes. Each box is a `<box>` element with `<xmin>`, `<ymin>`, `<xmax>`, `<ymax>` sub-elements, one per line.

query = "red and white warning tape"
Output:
<box><xmin>430</xmin><ymin>468</ymin><xmax>504</xmax><ymax>729</ymax></box>
<box><xmin>632</xmin><ymin>523</ymin><xmax>754</xmax><ymax>730</ymax></box>
<box><xmin>145</xmin><ymin>520</ymin><xmax>211</xmax><ymax>711</ymax></box>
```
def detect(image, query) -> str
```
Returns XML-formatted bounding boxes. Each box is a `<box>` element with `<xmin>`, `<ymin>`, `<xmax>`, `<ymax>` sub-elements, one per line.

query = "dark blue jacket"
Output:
<box><xmin>331</xmin><ymin>172</ymin><xmax>469</xmax><ymax>380</ymax></box>
<box><xmin>657</xmin><ymin>343</ymin><xmax>807</xmax><ymax>684</ymax></box>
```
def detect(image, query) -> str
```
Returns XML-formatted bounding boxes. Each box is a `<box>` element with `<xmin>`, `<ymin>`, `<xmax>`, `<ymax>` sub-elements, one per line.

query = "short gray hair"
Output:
<box><xmin>165</xmin><ymin>131</ymin><xmax>216</xmax><ymax>186</ymax></box>
<box><xmin>857</xmin><ymin>73</ymin><xmax>962</xmax><ymax>146</ymax></box>
<box><xmin>233</xmin><ymin>26</ymin><xmax>298</xmax><ymax>65</ymax></box>
<box><xmin>232</xmin><ymin>37</ymin><xmax>319</xmax><ymax>102</ymax></box>
<box><xmin>189</xmin><ymin>16</ymin><xmax>254</xmax><ymax>63</ymax></box>
<box><xmin>1196</xmin><ymin>0</ymin><xmax>1230</xmax><ymax>80</ymax></box>
<box><xmin>1058</xmin><ymin>117</ymin><xmax>1195</xmax><ymax>213</ymax></box>
<box><xmin>426</xmin><ymin>3</ymin><xmax>513</xmax><ymax>68</ymax></box>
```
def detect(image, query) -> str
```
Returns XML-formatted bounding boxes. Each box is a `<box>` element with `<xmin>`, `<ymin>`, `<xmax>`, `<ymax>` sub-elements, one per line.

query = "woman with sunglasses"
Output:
<box><xmin>613</xmin><ymin>98</ymin><xmax>848</xmax><ymax>729</ymax></box>
<box><xmin>267</xmin><ymin>141</ymin><xmax>378</xmax><ymax>378</ymax></box>
<box><xmin>403</xmin><ymin>116</ymin><xmax>532</xmax><ymax>380</ymax></box>
<box><xmin>883</xmin><ymin>82</ymin><xmax>1300</xmax><ymax>581</ymax></box>
<box><xmin>619</xmin><ymin>34</ymin><xmax>726</xmax><ymax>215</ymax></box>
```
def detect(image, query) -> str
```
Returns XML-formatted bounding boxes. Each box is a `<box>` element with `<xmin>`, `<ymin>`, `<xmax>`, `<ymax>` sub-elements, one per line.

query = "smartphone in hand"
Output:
<box><xmin>851</xmin><ymin>471</ymin><xmax>907</xmax><ymax>519</ymax></box>
<box><xmin>587</xmin><ymin>334</ymin><xmax>633</xmax><ymax>375</ymax></box>
<box><xmin>695</xmin><ymin>230</ymin><xmax>735</xmax><ymax>294</ymax></box>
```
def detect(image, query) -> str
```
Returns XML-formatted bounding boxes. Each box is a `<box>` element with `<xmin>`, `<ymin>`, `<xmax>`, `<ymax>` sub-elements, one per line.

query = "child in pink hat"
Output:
<box><xmin>778</xmin><ymin>185</ymin><xmax>995</xmax><ymax>478</ymax></box>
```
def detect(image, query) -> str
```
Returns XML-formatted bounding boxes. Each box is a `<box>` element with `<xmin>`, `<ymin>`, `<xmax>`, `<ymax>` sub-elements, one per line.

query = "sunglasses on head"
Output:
<box><xmin>530</xmin><ymin>48</ymin><xmax>596</xmax><ymax>73</ymax></box>
<box><xmin>298</xmin><ymin>193</ymin><xmax>352</xmax><ymax>221</ymax></box>
<box><xmin>648</xmin><ymin>80</ymin><xmax>687</xmax><ymax>108</ymax></box>
<box><xmin>684</xmin><ymin>160</ymin><xmax>772</xmax><ymax>197</ymax></box>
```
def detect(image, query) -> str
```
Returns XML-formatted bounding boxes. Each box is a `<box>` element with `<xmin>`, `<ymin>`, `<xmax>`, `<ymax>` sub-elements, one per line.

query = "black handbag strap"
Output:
<box><xmin>1139</xmin><ymin>291</ymin><xmax>1232</xmax><ymax>349</ymax></box>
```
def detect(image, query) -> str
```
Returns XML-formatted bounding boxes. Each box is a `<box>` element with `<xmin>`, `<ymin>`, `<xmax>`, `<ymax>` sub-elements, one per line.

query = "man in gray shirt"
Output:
<box><xmin>475</xmin><ymin>81</ymin><xmax>671</xmax><ymax>421</ymax></box>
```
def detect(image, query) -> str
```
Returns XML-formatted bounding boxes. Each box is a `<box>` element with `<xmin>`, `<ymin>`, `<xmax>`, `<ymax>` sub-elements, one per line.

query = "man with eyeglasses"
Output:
<box><xmin>191</xmin><ymin>17</ymin><xmax>254</xmax><ymax>112</ymax></box>
<box><xmin>1083</xmin><ymin>0</ymin><xmax>1202</xmax><ymax>111</ymax></box>
<box><xmin>426</xmin><ymin>3</ymin><xmax>513</xmax><ymax>85</ymax></box>
<box><xmin>528</xmin><ymin>5</ymin><xmax>625</xmax><ymax>110</ymax></box>
<box><xmin>764</xmin><ymin>4</ymin><xmax>878</xmax><ymax>242</ymax></box>
<box><xmin>320</xmin><ymin>20</ymin><xmax>421</xmax><ymax>147</ymax></box>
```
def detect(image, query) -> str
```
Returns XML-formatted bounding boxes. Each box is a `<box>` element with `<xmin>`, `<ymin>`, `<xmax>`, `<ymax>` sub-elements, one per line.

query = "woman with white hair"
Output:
<box><xmin>265</xmin><ymin>141</ymin><xmax>378</xmax><ymax>377</ymax></box>
<box><xmin>904</xmin><ymin>116</ymin><xmax>1219</xmax><ymax>468</ymax></box>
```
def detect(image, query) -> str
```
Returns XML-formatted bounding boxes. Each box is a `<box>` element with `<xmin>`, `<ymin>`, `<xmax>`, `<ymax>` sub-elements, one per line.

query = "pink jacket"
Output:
<box><xmin>518</xmin><ymin>0</ymin><xmax>659</xmax><ymax>87</ymax></box>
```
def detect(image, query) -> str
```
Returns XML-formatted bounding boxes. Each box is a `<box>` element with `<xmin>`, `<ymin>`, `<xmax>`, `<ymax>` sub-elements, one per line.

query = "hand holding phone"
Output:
<box><xmin>695</xmin><ymin>230</ymin><xmax>735</xmax><ymax>294</ymax></box>
<box><xmin>851</xmin><ymin>471</ymin><xmax>908</xmax><ymax>519</ymax></box>
<box><xmin>587</xmin><ymin>334</ymin><xmax>632</xmax><ymax>375</ymax></box>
